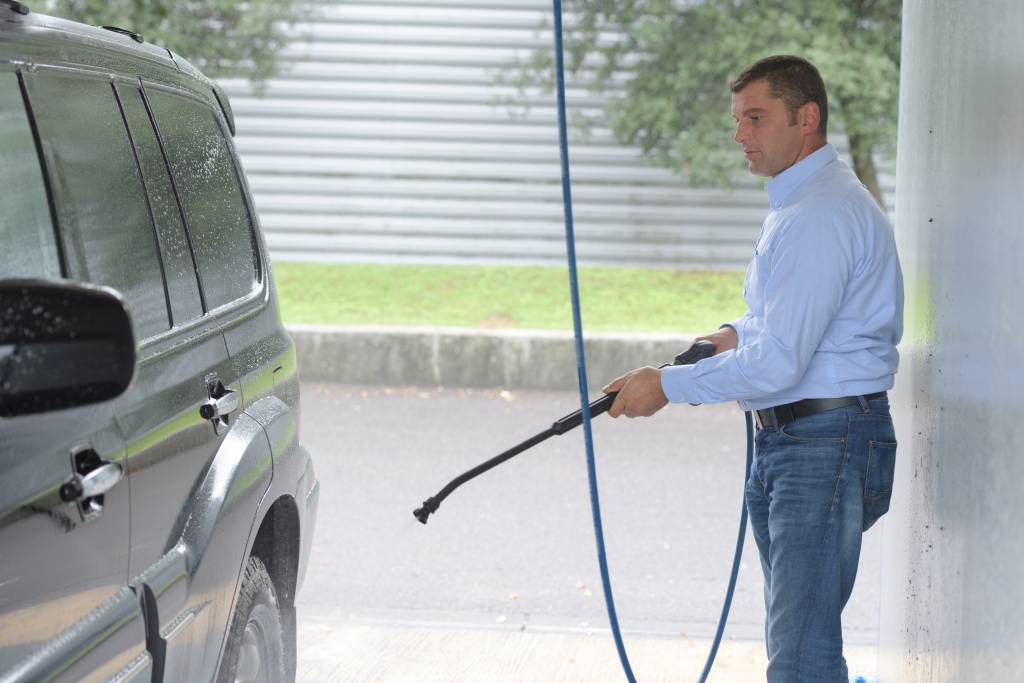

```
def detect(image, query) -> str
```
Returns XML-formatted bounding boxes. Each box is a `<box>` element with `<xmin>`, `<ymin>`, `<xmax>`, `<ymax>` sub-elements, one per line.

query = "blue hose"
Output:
<box><xmin>551</xmin><ymin>3</ymin><xmax>636</xmax><ymax>681</ymax></box>
<box><xmin>551</xmin><ymin>2</ymin><xmax>753</xmax><ymax>680</ymax></box>
<box><xmin>699</xmin><ymin>411</ymin><xmax>753</xmax><ymax>682</ymax></box>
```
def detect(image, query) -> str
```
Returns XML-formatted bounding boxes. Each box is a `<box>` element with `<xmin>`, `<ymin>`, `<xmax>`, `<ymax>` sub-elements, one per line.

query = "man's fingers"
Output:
<box><xmin>601</xmin><ymin>374</ymin><xmax>628</xmax><ymax>394</ymax></box>
<box><xmin>694</xmin><ymin>334</ymin><xmax>717</xmax><ymax>352</ymax></box>
<box><xmin>604</xmin><ymin>368</ymin><xmax>649</xmax><ymax>418</ymax></box>
<box><xmin>607</xmin><ymin>392</ymin><xmax>624</xmax><ymax>418</ymax></box>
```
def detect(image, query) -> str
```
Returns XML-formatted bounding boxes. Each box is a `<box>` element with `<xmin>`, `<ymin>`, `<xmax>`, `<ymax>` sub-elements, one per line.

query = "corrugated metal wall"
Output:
<box><xmin>220</xmin><ymin>0</ymin><xmax>894</xmax><ymax>269</ymax></box>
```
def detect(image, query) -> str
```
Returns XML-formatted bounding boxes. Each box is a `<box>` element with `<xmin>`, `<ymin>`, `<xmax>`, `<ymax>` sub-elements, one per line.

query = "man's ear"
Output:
<box><xmin>799</xmin><ymin>101</ymin><xmax>821</xmax><ymax>135</ymax></box>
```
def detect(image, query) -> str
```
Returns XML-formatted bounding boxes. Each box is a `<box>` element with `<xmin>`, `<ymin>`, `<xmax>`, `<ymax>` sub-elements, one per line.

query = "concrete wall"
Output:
<box><xmin>288</xmin><ymin>324</ymin><xmax>693</xmax><ymax>391</ymax></box>
<box><xmin>879</xmin><ymin>1</ymin><xmax>1024</xmax><ymax>680</ymax></box>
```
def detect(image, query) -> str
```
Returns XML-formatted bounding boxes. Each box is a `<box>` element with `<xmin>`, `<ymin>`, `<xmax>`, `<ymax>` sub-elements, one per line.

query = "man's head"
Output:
<box><xmin>729</xmin><ymin>56</ymin><xmax>828</xmax><ymax>177</ymax></box>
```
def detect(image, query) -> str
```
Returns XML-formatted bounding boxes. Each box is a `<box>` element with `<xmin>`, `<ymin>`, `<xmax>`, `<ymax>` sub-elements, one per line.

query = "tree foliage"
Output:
<box><xmin>512</xmin><ymin>0</ymin><xmax>901</xmax><ymax>207</ymax></box>
<box><xmin>44</xmin><ymin>0</ymin><xmax>309</xmax><ymax>86</ymax></box>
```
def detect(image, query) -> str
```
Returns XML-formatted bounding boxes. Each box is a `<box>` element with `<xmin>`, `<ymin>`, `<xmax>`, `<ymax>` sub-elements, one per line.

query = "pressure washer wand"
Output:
<box><xmin>413</xmin><ymin>339</ymin><xmax>715</xmax><ymax>524</ymax></box>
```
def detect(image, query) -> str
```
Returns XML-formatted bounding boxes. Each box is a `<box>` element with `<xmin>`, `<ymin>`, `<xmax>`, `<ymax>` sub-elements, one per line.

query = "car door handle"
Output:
<box><xmin>199</xmin><ymin>387</ymin><xmax>239</xmax><ymax>421</ymax></box>
<box><xmin>80</xmin><ymin>462</ymin><xmax>123</xmax><ymax>498</ymax></box>
<box><xmin>60</xmin><ymin>461</ymin><xmax>123</xmax><ymax>503</ymax></box>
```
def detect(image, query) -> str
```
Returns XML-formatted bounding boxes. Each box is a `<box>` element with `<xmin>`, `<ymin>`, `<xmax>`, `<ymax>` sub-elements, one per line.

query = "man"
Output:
<box><xmin>602</xmin><ymin>55</ymin><xmax>903</xmax><ymax>682</ymax></box>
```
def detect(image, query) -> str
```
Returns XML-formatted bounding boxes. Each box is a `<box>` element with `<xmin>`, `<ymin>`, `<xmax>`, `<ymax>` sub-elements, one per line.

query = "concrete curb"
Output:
<box><xmin>287</xmin><ymin>324</ymin><xmax>697</xmax><ymax>391</ymax></box>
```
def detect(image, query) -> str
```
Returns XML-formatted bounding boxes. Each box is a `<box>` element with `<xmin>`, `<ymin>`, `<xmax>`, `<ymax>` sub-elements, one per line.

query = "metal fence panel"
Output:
<box><xmin>222</xmin><ymin>0</ymin><xmax>895</xmax><ymax>268</ymax></box>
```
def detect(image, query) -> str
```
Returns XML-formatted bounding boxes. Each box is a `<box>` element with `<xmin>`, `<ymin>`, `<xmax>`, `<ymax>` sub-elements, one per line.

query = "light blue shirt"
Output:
<box><xmin>661</xmin><ymin>143</ymin><xmax>904</xmax><ymax>410</ymax></box>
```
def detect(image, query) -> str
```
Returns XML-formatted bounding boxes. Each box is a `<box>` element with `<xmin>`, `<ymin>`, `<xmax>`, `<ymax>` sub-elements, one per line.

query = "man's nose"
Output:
<box><xmin>733</xmin><ymin>122</ymin><xmax>747</xmax><ymax>145</ymax></box>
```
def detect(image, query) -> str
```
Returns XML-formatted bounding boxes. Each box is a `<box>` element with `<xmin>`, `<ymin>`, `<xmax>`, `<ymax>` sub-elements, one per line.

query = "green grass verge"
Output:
<box><xmin>272</xmin><ymin>262</ymin><xmax>747</xmax><ymax>333</ymax></box>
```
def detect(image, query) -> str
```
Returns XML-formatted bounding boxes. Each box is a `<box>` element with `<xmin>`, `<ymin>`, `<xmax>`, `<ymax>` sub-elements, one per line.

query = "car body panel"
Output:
<box><xmin>0</xmin><ymin>405</ymin><xmax>137</xmax><ymax>681</ymax></box>
<box><xmin>0</xmin><ymin>10</ymin><xmax>214</xmax><ymax>109</ymax></box>
<box><xmin>243</xmin><ymin>395</ymin><xmax>317</xmax><ymax>594</ymax></box>
<box><xmin>0</xmin><ymin>7</ymin><xmax>318</xmax><ymax>681</ymax></box>
<box><xmin>117</xmin><ymin>329</ymin><xmax>236</xmax><ymax>580</ymax></box>
<box><xmin>136</xmin><ymin>411</ymin><xmax>273</xmax><ymax>682</ymax></box>
<box><xmin>0</xmin><ymin>585</ymin><xmax>150</xmax><ymax>683</ymax></box>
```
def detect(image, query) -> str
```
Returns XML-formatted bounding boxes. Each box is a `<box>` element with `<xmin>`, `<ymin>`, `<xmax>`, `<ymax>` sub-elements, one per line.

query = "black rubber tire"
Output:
<box><xmin>281</xmin><ymin>601</ymin><xmax>297</xmax><ymax>683</ymax></box>
<box><xmin>217</xmin><ymin>557</ymin><xmax>288</xmax><ymax>683</ymax></box>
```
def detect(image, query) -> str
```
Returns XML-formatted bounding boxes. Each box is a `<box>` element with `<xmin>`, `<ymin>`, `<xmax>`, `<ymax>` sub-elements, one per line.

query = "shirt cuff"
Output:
<box><xmin>660</xmin><ymin>364</ymin><xmax>700</xmax><ymax>404</ymax></box>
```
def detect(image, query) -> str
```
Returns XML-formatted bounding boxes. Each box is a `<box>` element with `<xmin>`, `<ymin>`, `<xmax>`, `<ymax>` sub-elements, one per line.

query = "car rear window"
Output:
<box><xmin>0</xmin><ymin>72</ymin><xmax>59</xmax><ymax>279</ymax></box>
<box><xmin>146</xmin><ymin>88</ymin><xmax>259</xmax><ymax>311</ymax></box>
<box><xmin>26</xmin><ymin>72</ymin><xmax>171</xmax><ymax>340</ymax></box>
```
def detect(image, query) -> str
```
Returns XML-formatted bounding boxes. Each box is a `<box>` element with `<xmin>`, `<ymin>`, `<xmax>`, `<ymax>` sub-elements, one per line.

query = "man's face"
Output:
<box><xmin>731</xmin><ymin>79</ymin><xmax>805</xmax><ymax>177</ymax></box>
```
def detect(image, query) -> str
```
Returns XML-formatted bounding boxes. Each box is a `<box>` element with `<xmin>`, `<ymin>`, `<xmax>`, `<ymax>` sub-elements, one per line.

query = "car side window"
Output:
<box><xmin>26</xmin><ymin>72</ymin><xmax>170</xmax><ymax>339</ymax></box>
<box><xmin>118</xmin><ymin>85</ymin><xmax>204</xmax><ymax>327</ymax></box>
<box><xmin>145</xmin><ymin>88</ymin><xmax>259</xmax><ymax>311</ymax></box>
<box><xmin>0</xmin><ymin>72</ymin><xmax>60</xmax><ymax>279</ymax></box>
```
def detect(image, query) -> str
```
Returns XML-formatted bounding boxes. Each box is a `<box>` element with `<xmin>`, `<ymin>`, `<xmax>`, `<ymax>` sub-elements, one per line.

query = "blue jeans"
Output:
<box><xmin>744</xmin><ymin>396</ymin><xmax>896</xmax><ymax>682</ymax></box>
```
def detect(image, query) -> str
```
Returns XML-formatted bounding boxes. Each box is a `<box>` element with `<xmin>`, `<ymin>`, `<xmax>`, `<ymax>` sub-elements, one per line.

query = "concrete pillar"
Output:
<box><xmin>879</xmin><ymin>1</ymin><xmax>1024</xmax><ymax>680</ymax></box>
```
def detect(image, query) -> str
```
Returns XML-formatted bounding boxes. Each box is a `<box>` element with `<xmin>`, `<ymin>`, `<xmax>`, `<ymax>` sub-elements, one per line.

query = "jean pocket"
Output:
<box><xmin>863</xmin><ymin>439</ymin><xmax>897</xmax><ymax>530</ymax></box>
<box><xmin>777</xmin><ymin>411</ymin><xmax>848</xmax><ymax>443</ymax></box>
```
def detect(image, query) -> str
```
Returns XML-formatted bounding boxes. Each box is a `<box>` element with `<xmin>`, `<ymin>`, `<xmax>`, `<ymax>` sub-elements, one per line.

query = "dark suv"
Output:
<box><xmin>0</xmin><ymin>4</ymin><xmax>318</xmax><ymax>682</ymax></box>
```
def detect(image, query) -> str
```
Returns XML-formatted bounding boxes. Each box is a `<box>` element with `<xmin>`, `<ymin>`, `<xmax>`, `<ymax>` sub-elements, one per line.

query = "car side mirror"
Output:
<box><xmin>0</xmin><ymin>279</ymin><xmax>136</xmax><ymax>418</ymax></box>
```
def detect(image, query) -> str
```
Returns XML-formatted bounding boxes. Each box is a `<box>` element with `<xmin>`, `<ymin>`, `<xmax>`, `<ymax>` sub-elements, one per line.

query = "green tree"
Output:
<box><xmin>512</xmin><ymin>0</ymin><xmax>901</xmax><ymax>209</ymax></box>
<box><xmin>44</xmin><ymin>0</ymin><xmax>309</xmax><ymax>86</ymax></box>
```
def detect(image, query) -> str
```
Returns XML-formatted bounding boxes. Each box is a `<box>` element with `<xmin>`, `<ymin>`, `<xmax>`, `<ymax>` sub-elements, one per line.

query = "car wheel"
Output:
<box><xmin>218</xmin><ymin>557</ymin><xmax>288</xmax><ymax>683</ymax></box>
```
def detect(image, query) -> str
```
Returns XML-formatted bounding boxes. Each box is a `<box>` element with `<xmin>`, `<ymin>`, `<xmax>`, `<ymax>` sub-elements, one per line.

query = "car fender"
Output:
<box><xmin>132</xmin><ymin>410</ymin><xmax>272</xmax><ymax>682</ymax></box>
<box><xmin>243</xmin><ymin>395</ymin><xmax>317</xmax><ymax>593</ymax></box>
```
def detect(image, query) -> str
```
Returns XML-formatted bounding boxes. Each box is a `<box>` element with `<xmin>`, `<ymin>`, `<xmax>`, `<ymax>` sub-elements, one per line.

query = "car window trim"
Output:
<box><xmin>110</xmin><ymin>80</ymin><xmax>174</xmax><ymax>333</ymax></box>
<box><xmin>14</xmin><ymin>67</ymin><xmax>66</xmax><ymax>278</ymax></box>
<box><xmin>136</xmin><ymin>283</ymin><xmax>267</xmax><ymax>362</ymax></box>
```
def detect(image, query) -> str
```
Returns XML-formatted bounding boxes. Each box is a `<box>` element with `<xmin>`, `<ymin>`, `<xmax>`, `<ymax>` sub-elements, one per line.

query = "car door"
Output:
<box><xmin>0</xmin><ymin>70</ymin><xmax>146</xmax><ymax>681</ymax></box>
<box><xmin>127</xmin><ymin>80</ymin><xmax>280</xmax><ymax>682</ymax></box>
<box><xmin>111</xmin><ymin>79</ymin><xmax>246</xmax><ymax>682</ymax></box>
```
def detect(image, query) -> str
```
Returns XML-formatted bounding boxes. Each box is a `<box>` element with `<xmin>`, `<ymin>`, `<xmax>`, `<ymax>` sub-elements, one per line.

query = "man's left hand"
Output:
<box><xmin>601</xmin><ymin>367</ymin><xmax>668</xmax><ymax>418</ymax></box>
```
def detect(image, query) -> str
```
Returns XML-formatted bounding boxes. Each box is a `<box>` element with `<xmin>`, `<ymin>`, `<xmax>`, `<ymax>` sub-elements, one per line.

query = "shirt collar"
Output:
<box><xmin>765</xmin><ymin>143</ymin><xmax>838</xmax><ymax>210</ymax></box>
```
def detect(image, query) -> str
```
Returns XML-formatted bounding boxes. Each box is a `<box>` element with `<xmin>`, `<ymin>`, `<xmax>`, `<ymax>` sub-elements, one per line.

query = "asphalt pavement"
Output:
<box><xmin>292</xmin><ymin>381</ymin><xmax>885</xmax><ymax>681</ymax></box>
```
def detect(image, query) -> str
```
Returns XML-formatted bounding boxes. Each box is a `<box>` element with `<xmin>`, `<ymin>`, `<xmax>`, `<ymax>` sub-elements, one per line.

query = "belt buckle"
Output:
<box><xmin>755</xmin><ymin>408</ymin><xmax>775</xmax><ymax>430</ymax></box>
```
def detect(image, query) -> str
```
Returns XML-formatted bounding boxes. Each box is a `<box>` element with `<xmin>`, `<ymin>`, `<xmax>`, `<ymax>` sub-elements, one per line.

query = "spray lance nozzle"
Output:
<box><xmin>412</xmin><ymin>339</ymin><xmax>716</xmax><ymax>525</ymax></box>
<box><xmin>413</xmin><ymin>497</ymin><xmax>439</xmax><ymax>524</ymax></box>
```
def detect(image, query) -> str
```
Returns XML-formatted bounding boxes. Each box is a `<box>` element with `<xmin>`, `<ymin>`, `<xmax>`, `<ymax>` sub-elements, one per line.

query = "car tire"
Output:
<box><xmin>218</xmin><ymin>556</ymin><xmax>288</xmax><ymax>683</ymax></box>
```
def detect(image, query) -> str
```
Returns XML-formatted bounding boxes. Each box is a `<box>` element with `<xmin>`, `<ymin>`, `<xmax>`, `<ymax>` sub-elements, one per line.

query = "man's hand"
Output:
<box><xmin>601</xmin><ymin>366</ymin><xmax>668</xmax><ymax>418</ymax></box>
<box><xmin>696</xmin><ymin>325</ymin><xmax>738</xmax><ymax>355</ymax></box>
<box><xmin>601</xmin><ymin>331</ymin><xmax>735</xmax><ymax>419</ymax></box>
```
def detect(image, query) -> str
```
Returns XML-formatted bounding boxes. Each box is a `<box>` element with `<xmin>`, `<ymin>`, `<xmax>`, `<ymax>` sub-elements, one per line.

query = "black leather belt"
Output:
<box><xmin>754</xmin><ymin>392</ymin><xmax>887</xmax><ymax>429</ymax></box>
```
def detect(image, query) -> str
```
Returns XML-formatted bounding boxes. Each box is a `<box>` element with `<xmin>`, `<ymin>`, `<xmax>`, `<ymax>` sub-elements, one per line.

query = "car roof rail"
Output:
<box><xmin>0</xmin><ymin>0</ymin><xmax>30</xmax><ymax>15</ymax></box>
<box><xmin>101</xmin><ymin>25</ymin><xmax>145</xmax><ymax>44</ymax></box>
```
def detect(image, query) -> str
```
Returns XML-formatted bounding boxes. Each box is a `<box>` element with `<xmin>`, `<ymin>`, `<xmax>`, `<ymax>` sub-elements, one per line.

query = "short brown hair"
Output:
<box><xmin>730</xmin><ymin>56</ymin><xmax>828</xmax><ymax>137</ymax></box>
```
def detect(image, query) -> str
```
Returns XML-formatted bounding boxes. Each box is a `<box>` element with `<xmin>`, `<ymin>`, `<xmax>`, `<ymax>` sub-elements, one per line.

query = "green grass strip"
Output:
<box><xmin>272</xmin><ymin>262</ymin><xmax>747</xmax><ymax>334</ymax></box>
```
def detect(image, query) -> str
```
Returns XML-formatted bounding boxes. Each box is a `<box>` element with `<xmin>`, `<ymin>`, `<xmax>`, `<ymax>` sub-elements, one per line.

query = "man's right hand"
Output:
<box><xmin>696</xmin><ymin>325</ymin><xmax>739</xmax><ymax>355</ymax></box>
